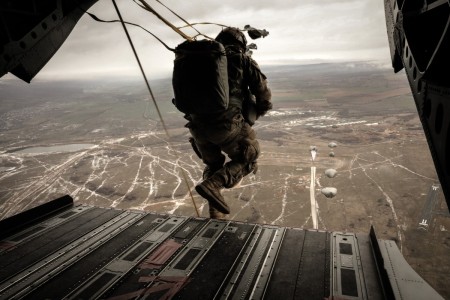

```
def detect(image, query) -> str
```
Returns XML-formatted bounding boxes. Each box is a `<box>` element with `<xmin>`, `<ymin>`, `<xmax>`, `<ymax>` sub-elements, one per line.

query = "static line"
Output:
<box><xmin>310</xmin><ymin>166</ymin><xmax>318</xmax><ymax>229</ymax></box>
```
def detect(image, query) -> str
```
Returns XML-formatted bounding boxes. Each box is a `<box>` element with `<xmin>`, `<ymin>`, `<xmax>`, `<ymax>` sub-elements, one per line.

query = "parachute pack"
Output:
<box><xmin>172</xmin><ymin>39</ymin><xmax>229</xmax><ymax>115</ymax></box>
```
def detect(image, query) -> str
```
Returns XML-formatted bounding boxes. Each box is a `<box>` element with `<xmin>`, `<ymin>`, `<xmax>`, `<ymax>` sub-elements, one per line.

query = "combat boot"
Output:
<box><xmin>195</xmin><ymin>179</ymin><xmax>230</xmax><ymax>214</ymax></box>
<box><xmin>224</xmin><ymin>161</ymin><xmax>258</xmax><ymax>188</ymax></box>
<box><xmin>209</xmin><ymin>205</ymin><xmax>226</xmax><ymax>220</ymax></box>
<box><xmin>203</xmin><ymin>165</ymin><xmax>218</xmax><ymax>180</ymax></box>
<box><xmin>250</xmin><ymin>161</ymin><xmax>258</xmax><ymax>174</ymax></box>
<box><xmin>203</xmin><ymin>159</ymin><xmax>225</xmax><ymax>180</ymax></box>
<box><xmin>228</xmin><ymin>177</ymin><xmax>243</xmax><ymax>188</ymax></box>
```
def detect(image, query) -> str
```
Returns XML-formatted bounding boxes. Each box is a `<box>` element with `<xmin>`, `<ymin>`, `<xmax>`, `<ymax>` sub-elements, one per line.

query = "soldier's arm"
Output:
<box><xmin>246</xmin><ymin>57</ymin><xmax>272</xmax><ymax>117</ymax></box>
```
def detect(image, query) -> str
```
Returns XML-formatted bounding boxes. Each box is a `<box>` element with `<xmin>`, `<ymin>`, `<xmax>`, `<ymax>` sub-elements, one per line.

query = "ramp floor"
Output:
<box><xmin>0</xmin><ymin>196</ymin><xmax>384</xmax><ymax>299</ymax></box>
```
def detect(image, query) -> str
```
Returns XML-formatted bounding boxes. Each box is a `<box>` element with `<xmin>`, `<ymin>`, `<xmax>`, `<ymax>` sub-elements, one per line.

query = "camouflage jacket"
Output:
<box><xmin>225</xmin><ymin>45</ymin><xmax>271</xmax><ymax>111</ymax></box>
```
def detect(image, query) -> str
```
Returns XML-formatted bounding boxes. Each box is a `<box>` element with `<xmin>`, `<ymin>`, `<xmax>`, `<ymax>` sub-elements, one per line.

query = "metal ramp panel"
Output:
<box><xmin>0</xmin><ymin>196</ymin><xmax>442</xmax><ymax>299</ymax></box>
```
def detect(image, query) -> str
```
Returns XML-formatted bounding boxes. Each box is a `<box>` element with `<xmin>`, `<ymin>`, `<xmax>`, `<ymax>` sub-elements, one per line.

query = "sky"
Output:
<box><xmin>36</xmin><ymin>0</ymin><xmax>391</xmax><ymax>80</ymax></box>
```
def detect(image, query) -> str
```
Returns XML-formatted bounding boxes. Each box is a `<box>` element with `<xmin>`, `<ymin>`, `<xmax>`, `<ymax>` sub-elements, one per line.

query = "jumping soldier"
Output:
<box><xmin>188</xmin><ymin>27</ymin><xmax>272</xmax><ymax>219</ymax></box>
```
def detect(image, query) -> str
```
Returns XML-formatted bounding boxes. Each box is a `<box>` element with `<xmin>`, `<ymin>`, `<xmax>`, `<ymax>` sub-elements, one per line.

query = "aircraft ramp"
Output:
<box><xmin>0</xmin><ymin>196</ymin><xmax>443</xmax><ymax>299</ymax></box>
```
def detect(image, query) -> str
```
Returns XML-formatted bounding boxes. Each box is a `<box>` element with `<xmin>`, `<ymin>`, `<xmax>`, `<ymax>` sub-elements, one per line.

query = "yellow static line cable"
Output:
<box><xmin>136</xmin><ymin>0</ymin><xmax>193</xmax><ymax>41</ymax></box>
<box><xmin>152</xmin><ymin>0</ymin><xmax>213</xmax><ymax>40</ymax></box>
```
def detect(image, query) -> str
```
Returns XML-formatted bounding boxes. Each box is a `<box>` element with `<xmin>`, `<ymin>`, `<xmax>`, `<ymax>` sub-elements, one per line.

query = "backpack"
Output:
<box><xmin>172</xmin><ymin>39</ymin><xmax>229</xmax><ymax>114</ymax></box>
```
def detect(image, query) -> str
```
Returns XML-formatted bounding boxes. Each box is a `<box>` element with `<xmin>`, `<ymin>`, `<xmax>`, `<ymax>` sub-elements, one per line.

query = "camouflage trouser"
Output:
<box><xmin>188</xmin><ymin>111</ymin><xmax>260</xmax><ymax>189</ymax></box>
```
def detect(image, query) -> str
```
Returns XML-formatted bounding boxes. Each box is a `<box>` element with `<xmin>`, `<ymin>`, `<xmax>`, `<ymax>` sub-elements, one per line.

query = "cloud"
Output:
<box><xmin>38</xmin><ymin>0</ymin><xmax>391</xmax><ymax>80</ymax></box>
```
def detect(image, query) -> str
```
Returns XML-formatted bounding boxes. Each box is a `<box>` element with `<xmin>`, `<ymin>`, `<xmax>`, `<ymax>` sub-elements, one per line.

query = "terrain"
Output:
<box><xmin>0</xmin><ymin>62</ymin><xmax>449</xmax><ymax>297</ymax></box>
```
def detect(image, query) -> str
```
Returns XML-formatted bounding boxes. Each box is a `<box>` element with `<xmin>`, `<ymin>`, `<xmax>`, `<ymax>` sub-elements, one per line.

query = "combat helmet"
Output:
<box><xmin>215</xmin><ymin>27</ymin><xmax>247</xmax><ymax>50</ymax></box>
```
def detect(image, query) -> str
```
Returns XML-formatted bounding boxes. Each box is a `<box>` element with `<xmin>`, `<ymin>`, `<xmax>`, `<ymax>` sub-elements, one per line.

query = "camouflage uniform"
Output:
<box><xmin>190</xmin><ymin>28</ymin><xmax>272</xmax><ymax>219</ymax></box>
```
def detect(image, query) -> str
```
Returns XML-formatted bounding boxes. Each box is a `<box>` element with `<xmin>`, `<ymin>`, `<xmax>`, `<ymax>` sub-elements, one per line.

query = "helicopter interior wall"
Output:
<box><xmin>385</xmin><ymin>0</ymin><xmax>450</xmax><ymax>208</ymax></box>
<box><xmin>0</xmin><ymin>0</ymin><xmax>98</xmax><ymax>82</ymax></box>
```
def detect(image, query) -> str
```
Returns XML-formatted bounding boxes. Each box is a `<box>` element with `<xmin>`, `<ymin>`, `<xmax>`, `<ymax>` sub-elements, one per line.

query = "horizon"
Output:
<box><xmin>1</xmin><ymin>59</ymin><xmax>395</xmax><ymax>83</ymax></box>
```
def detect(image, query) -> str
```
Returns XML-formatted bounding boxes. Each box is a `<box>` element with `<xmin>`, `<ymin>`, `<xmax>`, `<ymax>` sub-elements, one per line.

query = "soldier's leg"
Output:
<box><xmin>193</xmin><ymin>112</ymin><xmax>250</xmax><ymax>215</ymax></box>
<box><xmin>194</xmin><ymin>140</ymin><xmax>226</xmax><ymax>179</ymax></box>
<box><xmin>211</xmin><ymin>123</ymin><xmax>260</xmax><ymax>189</ymax></box>
<box><xmin>196</xmin><ymin>123</ymin><xmax>260</xmax><ymax>218</ymax></box>
<box><xmin>190</xmin><ymin>135</ymin><xmax>229</xmax><ymax>216</ymax></box>
<box><xmin>188</xmin><ymin>137</ymin><xmax>202</xmax><ymax>159</ymax></box>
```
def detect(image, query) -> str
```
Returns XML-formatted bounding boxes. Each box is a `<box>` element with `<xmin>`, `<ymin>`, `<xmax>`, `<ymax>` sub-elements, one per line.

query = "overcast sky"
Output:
<box><xmin>37</xmin><ymin>0</ymin><xmax>391</xmax><ymax>80</ymax></box>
